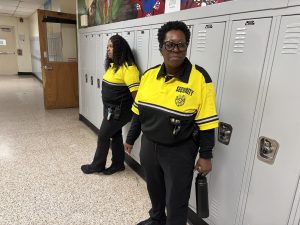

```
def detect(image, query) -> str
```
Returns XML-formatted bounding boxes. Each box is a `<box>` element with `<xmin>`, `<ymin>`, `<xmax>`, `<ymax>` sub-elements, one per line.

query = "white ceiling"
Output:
<box><xmin>0</xmin><ymin>0</ymin><xmax>44</xmax><ymax>18</ymax></box>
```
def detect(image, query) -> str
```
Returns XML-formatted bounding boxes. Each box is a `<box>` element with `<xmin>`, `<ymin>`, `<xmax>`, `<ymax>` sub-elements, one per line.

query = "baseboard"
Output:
<box><xmin>18</xmin><ymin>72</ymin><xmax>42</xmax><ymax>83</ymax></box>
<box><xmin>188</xmin><ymin>209</ymin><xmax>209</xmax><ymax>225</ymax></box>
<box><xmin>79</xmin><ymin>114</ymin><xmax>99</xmax><ymax>134</ymax></box>
<box><xmin>124</xmin><ymin>154</ymin><xmax>145</xmax><ymax>180</ymax></box>
<box><xmin>79</xmin><ymin>113</ymin><xmax>208</xmax><ymax>225</ymax></box>
<box><xmin>18</xmin><ymin>72</ymin><xmax>33</xmax><ymax>75</ymax></box>
<box><xmin>32</xmin><ymin>73</ymin><xmax>42</xmax><ymax>83</ymax></box>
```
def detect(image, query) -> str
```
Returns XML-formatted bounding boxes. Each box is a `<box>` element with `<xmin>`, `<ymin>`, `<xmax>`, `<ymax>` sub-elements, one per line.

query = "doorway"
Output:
<box><xmin>0</xmin><ymin>26</ymin><xmax>18</xmax><ymax>75</ymax></box>
<box><xmin>37</xmin><ymin>9</ymin><xmax>79</xmax><ymax>109</ymax></box>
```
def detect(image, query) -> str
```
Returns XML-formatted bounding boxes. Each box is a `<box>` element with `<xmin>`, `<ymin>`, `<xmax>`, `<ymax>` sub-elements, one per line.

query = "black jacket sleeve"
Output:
<box><xmin>126</xmin><ymin>114</ymin><xmax>142</xmax><ymax>145</ymax></box>
<box><xmin>198</xmin><ymin>128</ymin><xmax>215</xmax><ymax>159</ymax></box>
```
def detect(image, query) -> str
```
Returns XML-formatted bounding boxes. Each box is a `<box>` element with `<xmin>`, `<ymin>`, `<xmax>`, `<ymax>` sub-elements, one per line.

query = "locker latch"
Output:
<box><xmin>257</xmin><ymin>137</ymin><xmax>279</xmax><ymax>165</ymax></box>
<box><xmin>97</xmin><ymin>79</ymin><xmax>100</xmax><ymax>88</ymax></box>
<box><xmin>218</xmin><ymin>122</ymin><xmax>233</xmax><ymax>145</ymax></box>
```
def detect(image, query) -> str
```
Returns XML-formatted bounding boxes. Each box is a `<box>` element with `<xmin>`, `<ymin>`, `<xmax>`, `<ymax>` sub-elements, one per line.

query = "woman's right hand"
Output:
<box><xmin>124</xmin><ymin>143</ymin><xmax>133</xmax><ymax>154</ymax></box>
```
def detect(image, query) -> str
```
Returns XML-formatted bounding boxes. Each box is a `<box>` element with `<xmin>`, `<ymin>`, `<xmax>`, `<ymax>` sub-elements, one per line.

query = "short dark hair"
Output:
<box><xmin>105</xmin><ymin>34</ymin><xmax>136</xmax><ymax>72</ymax></box>
<box><xmin>157</xmin><ymin>21</ymin><xmax>191</xmax><ymax>50</ymax></box>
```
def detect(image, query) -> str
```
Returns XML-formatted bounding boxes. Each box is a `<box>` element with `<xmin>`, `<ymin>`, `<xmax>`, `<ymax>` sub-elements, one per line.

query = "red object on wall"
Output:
<box><xmin>134</xmin><ymin>0</ymin><xmax>165</xmax><ymax>18</ymax></box>
<box><xmin>181</xmin><ymin>0</ymin><xmax>202</xmax><ymax>10</ymax></box>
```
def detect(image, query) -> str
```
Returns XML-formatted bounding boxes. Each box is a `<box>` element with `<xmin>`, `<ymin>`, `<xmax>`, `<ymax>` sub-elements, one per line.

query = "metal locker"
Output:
<box><xmin>188</xmin><ymin>22</ymin><xmax>226</xmax><ymax>213</ymax></box>
<box><xmin>207</xmin><ymin>18</ymin><xmax>272</xmax><ymax>225</ymax></box>
<box><xmin>78</xmin><ymin>33</ymin><xmax>87</xmax><ymax>116</ymax></box>
<box><xmin>189</xmin><ymin>22</ymin><xmax>226</xmax><ymax>87</ymax></box>
<box><xmin>288</xmin><ymin>0</ymin><xmax>300</xmax><ymax>6</ymax></box>
<box><xmin>122</xmin><ymin>31</ymin><xmax>135</xmax><ymax>50</ymax></box>
<box><xmin>186</xmin><ymin>25</ymin><xmax>193</xmax><ymax>59</ymax></box>
<box><xmin>135</xmin><ymin>29</ymin><xmax>150</xmax><ymax>73</ymax></box>
<box><xmin>81</xmin><ymin>34</ymin><xmax>89</xmax><ymax>118</ymax></box>
<box><xmin>121</xmin><ymin>29</ymin><xmax>149</xmax><ymax>163</ymax></box>
<box><xmin>95</xmin><ymin>33</ymin><xmax>104</xmax><ymax>129</ymax></box>
<box><xmin>149</xmin><ymin>28</ymin><xmax>163</xmax><ymax>67</ymax></box>
<box><xmin>102</xmin><ymin>33</ymin><xmax>111</xmax><ymax>64</ymax></box>
<box><xmin>242</xmin><ymin>15</ymin><xmax>300</xmax><ymax>225</ymax></box>
<box><xmin>86</xmin><ymin>34</ymin><xmax>97</xmax><ymax>126</ymax></box>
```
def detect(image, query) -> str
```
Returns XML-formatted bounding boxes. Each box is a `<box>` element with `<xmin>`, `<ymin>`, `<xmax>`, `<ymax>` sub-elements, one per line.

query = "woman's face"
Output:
<box><xmin>107</xmin><ymin>39</ymin><xmax>113</xmax><ymax>59</ymax></box>
<box><xmin>161</xmin><ymin>30</ymin><xmax>188</xmax><ymax>69</ymax></box>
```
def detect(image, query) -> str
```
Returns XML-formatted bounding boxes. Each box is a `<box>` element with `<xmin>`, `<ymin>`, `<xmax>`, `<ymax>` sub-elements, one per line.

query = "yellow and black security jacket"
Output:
<box><xmin>132</xmin><ymin>58</ymin><xmax>219</xmax><ymax>145</ymax></box>
<box><xmin>102</xmin><ymin>63</ymin><xmax>139</xmax><ymax>108</ymax></box>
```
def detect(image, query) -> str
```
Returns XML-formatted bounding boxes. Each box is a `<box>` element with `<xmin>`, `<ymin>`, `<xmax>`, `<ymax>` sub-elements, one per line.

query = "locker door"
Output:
<box><xmin>288</xmin><ymin>0</ymin><xmax>300</xmax><ymax>6</ymax></box>
<box><xmin>149</xmin><ymin>28</ymin><xmax>163</xmax><ymax>67</ymax></box>
<box><xmin>188</xmin><ymin>22</ymin><xmax>226</xmax><ymax>212</ymax></box>
<box><xmin>82</xmin><ymin>34</ymin><xmax>89</xmax><ymax>118</ymax></box>
<box><xmin>189</xmin><ymin>22</ymin><xmax>226</xmax><ymax>87</ymax></box>
<box><xmin>243</xmin><ymin>15</ymin><xmax>300</xmax><ymax>225</ymax></box>
<box><xmin>86</xmin><ymin>34</ymin><xmax>97</xmax><ymax>125</ymax></box>
<box><xmin>91</xmin><ymin>34</ymin><xmax>98</xmax><ymax>127</ymax></box>
<box><xmin>207</xmin><ymin>18</ymin><xmax>272</xmax><ymax>225</ymax></box>
<box><xmin>135</xmin><ymin>29</ymin><xmax>150</xmax><ymax>73</ymax></box>
<box><xmin>186</xmin><ymin>25</ymin><xmax>193</xmax><ymax>59</ymax></box>
<box><xmin>79</xmin><ymin>34</ymin><xmax>87</xmax><ymax>116</ymax></box>
<box><xmin>102</xmin><ymin>33</ymin><xmax>111</xmax><ymax>64</ymax></box>
<box><xmin>95</xmin><ymin>33</ymin><xmax>104</xmax><ymax>129</ymax></box>
<box><xmin>122</xmin><ymin>30</ymin><xmax>135</xmax><ymax>50</ymax></box>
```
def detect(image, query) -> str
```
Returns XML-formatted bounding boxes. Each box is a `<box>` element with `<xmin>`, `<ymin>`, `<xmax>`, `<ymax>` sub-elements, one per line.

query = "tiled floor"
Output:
<box><xmin>0</xmin><ymin>75</ymin><xmax>150</xmax><ymax>225</ymax></box>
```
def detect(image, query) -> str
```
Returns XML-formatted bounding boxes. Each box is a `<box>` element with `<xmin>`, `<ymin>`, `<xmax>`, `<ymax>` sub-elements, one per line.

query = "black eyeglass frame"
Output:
<box><xmin>163</xmin><ymin>41</ymin><xmax>189</xmax><ymax>51</ymax></box>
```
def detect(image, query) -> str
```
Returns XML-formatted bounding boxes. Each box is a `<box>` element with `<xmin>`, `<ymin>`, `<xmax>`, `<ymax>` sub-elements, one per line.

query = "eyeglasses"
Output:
<box><xmin>163</xmin><ymin>41</ymin><xmax>188</xmax><ymax>51</ymax></box>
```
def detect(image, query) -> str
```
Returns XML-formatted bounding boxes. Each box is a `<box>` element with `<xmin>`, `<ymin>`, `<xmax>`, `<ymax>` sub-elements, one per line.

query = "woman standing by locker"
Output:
<box><xmin>124</xmin><ymin>21</ymin><xmax>219</xmax><ymax>225</ymax></box>
<box><xmin>81</xmin><ymin>34</ymin><xmax>140</xmax><ymax>175</ymax></box>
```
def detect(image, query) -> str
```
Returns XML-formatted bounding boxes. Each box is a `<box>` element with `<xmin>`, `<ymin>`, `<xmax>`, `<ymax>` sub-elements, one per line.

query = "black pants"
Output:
<box><xmin>140</xmin><ymin>135</ymin><xmax>198</xmax><ymax>225</ymax></box>
<box><xmin>91</xmin><ymin>110</ymin><xmax>132</xmax><ymax>169</ymax></box>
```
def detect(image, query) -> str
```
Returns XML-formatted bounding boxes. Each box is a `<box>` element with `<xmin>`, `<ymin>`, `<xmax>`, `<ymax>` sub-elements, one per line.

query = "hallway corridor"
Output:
<box><xmin>0</xmin><ymin>75</ymin><xmax>150</xmax><ymax>225</ymax></box>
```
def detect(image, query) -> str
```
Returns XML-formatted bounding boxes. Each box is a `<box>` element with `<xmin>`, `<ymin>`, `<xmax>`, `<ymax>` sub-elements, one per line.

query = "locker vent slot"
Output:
<box><xmin>196</xmin><ymin>30</ymin><xmax>207</xmax><ymax>52</ymax></box>
<box><xmin>153</xmin><ymin>31</ymin><xmax>160</xmax><ymax>52</ymax></box>
<box><xmin>233</xmin><ymin>27</ymin><xmax>247</xmax><ymax>53</ymax></box>
<box><xmin>282</xmin><ymin>23</ymin><xmax>300</xmax><ymax>54</ymax></box>
<box><xmin>136</xmin><ymin>33</ymin><xmax>144</xmax><ymax>51</ymax></box>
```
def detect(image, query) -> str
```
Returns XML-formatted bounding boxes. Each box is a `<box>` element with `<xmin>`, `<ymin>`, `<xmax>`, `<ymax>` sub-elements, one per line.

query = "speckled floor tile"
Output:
<box><xmin>0</xmin><ymin>75</ymin><xmax>150</xmax><ymax>225</ymax></box>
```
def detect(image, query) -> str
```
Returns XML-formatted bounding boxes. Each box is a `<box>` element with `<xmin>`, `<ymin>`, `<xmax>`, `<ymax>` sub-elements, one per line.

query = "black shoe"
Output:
<box><xmin>103</xmin><ymin>165</ymin><xmax>125</xmax><ymax>175</ymax></box>
<box><xmin>81</xmin><ymin>164</ymin><xmax>104</xmax><ymax>174</ymax></box>
<box><xmin>136</xmin><ymin>218</ymin><xmax>163</xmax><ymax>225</ymax></box>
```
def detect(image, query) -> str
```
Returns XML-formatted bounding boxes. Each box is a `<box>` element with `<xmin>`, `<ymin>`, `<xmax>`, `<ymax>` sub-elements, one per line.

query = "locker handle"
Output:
<box><xmin>257</xmin><ymin>137</ymin><xmax>279</xmax><ymax>165</ymax></box>
<box><xmin>91</xmin><ymin>76</ymin><xmax>93</xmax><ymax>85</ymax></box>
<box><xmin>97</xmin><ymin>79</ymin><xmax>100</xmax><ymax>88</ymax></box>
<box><xmin>85</xmin><ymin>74</ymin><xmax>88</xmax><ymax>83</ymax></box>
<box><xmin>218</xmin><ymin>122</ymin><xmax>233</xmax><ymax>145</ymax></box>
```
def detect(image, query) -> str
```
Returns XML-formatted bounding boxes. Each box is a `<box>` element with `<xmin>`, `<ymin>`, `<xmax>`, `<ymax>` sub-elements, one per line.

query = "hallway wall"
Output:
<box><xmin>0</xmin><ymin>15</ymin><xmax>32</xmax><ymax>73</ymax></box>
<box><xmin>29</xmin><ymin>12</ymin><xmax>42</xmax><ymax>80</ymax></box>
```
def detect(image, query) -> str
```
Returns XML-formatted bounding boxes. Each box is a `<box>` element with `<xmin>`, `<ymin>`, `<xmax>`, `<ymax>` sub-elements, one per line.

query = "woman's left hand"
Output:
<box><xmin>124</xmin><ymin>143</ymin><xmax>133</xmax><ymax>154</ymax></box>
<box><xmin>194</xmin><ymin>158</ymin><xmax>212</xmax><ymax>176</ymax></box>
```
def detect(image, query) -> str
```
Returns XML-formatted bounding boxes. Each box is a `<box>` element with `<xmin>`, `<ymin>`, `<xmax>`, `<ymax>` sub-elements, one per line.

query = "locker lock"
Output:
<box><xmin>257</xmin><ymin>137</ymin><xmax>279</xmax><ymax>165</ymax></box>
<box><xmin>218</xmin><ymin>122</ymin><xmax>233</xmax><ymax>145</ymax></box>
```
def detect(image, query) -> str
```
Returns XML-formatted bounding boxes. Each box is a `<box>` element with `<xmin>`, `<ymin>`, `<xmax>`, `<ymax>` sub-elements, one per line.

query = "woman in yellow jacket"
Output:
<box><xmin>81</xmin><ymin>35</ymin><xmax>140</xmax><ymax>175</ymax></box>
